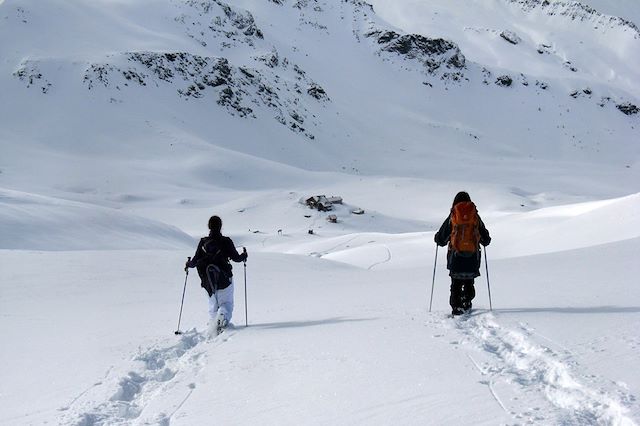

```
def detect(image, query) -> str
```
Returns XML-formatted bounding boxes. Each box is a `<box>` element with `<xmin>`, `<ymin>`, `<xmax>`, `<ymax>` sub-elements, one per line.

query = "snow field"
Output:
<box><xmin>2</xmin><ymin>208</ymin><xmax>639</xmax><ymax>424</ymax></box>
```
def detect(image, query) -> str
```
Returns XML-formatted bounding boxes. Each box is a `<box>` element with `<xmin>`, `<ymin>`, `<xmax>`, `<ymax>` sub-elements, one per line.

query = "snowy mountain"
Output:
<box><xmin>0</xmin><ymin>0</ymin><xmax>639</xmax><ymax>425</ymax></box>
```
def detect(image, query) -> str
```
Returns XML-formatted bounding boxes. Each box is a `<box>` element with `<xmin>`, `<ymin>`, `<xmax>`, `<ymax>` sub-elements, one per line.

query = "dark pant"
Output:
<box><xmin>450</xmin><ymin>278</ymin><xmax>475</xmax><ymax>310</ymax></box>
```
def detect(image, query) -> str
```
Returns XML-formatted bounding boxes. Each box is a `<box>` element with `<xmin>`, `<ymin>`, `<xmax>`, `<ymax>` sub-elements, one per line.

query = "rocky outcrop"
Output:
<box><xmin>307</xmin><ymin>83</ymin><xmax>329</xmax><ymax>100</ymax></box>
<box><xmin>365</xmin><ymin>30</ymin><xmax>466</xmax><ymax>80</ymax></box>
<box><xmin>176</xmin><ymin>0</ymin><xmax>263</xmax><ymax>48</ymax></box>
<box><xmin>13</xmin><ymin>61</ymin><xmax>52</xmax><ymax>94</ymax></box>
<box><xmin>81</xmin><ymin>50</ymin><xmax>327</xmax><ymax>138</ymax></box>
<box><xmin>84</xmin><ymin>53</ymin><xmax>252</xmax><ymax>116</ymax></box>
<box><xmin>500</xmin><ymin>30</ymin><xmax>522</xmax><ymax>45</ymax></box>
<box><xmin>342</xmin><ymin>0</ymin><xmax>375</xmax><ymax>13</ymax></box>
<box><xmin>495</xmin><ymin>75</ymin><xmax>513</xmax><ymax>87</ymax></box>
<box><xmin>11</xmin><ymin>0</ymin><xmax>335</xmax><ymax>139</ymax></box>
<box><xmin>616</xmin><ymin>102</ymin><xmax>639</xmax><ymax>115</ymax></box>
<box><xmin>506</xmin><ymin>0</ymin><xmax>639</xmax><ymax>38</ymax></box>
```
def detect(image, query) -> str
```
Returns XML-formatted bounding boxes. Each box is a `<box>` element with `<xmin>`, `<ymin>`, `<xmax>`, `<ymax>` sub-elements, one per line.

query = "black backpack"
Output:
<box><xmin>196</xmin><ymin>238</ymin><xmax>231</xmax><ymax>296</ymax></box>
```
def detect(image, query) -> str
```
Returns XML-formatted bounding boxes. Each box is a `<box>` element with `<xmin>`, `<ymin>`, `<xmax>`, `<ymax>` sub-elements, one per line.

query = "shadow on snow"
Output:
<box><xmin>249</xmin><ymin>317</ymin><xmax>377</xmax><ymax>330</ymax></box>
<box><xmin>494</xmin><ymin>306</ymin><xmax>640</xmax><ymax>315</ymax></box>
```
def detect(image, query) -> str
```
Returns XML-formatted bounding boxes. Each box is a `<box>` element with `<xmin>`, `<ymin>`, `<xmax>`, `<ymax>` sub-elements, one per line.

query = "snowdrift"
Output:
<box><xmin>0</xmin><ymin>189</ymin><xmax>194</xmax><ymax>250</ymax></box>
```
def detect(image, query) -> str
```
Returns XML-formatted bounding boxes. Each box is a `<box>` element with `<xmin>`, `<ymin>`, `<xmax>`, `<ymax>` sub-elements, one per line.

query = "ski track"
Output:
<box><xmin>367</xmin><ymin>244</ymin><xmax>391</xmax><ymax>270</ymax></box>
<box><xmin>451</xmin><ymin>313</ymin><xmax>638</xmax><ymax>425</ymax></box>
<box><xmin>59</xmin><ymin>328</ymin><xmax>236</xmax><ymax>426</ymax></box>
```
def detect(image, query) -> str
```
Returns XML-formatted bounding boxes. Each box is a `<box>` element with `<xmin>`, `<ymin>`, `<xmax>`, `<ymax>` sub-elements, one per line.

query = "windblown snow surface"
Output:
<box><xmin>0</xmin><ymin>0</ymin><xmax>639</xmax><ymax>424</ymax></box>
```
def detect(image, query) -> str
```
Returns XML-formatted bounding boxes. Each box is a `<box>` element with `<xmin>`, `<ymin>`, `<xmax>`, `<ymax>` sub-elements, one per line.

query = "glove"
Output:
<box><xmin>242</xmin><ymin>247</ymin><xmax>248</xmax><ymax>262</ymax></box>
<box><xmin>184</xmin><ymin>257</ymin><xmax>192</xmax><ymax>272</ymax></box>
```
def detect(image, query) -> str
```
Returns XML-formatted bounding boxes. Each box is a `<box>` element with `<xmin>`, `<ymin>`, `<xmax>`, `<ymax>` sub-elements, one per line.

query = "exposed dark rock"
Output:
<box><xmin>537</xmin><ymin>43</ymin><xmax>552</xmax><ymax>54</ymax></box>
<box><xmin>257</xmin><ymin>83</ymin><xmax>279</xmax><ymax>108</ymax></box>
<box><xmin>289</xmin><ymin>110</ymin><xmax>304</xmax><ymax>124</ymax></box>
<box><xmin>517</xmin><ymin>73</ymin><xmax>529</xmax><ymax>86</ymax></box>
<box><xmin>598</xmin><ymin>97</ymin><xmax>612</xmax><ymax>107</ymax></box>
<box><xmin>84</xmin><ymin>53</ymin><xmax>241</xmax><ymax>112</ymax></box>
<box><xmin>177</xmin><ymin>0</ymin><xmax>264</xmax><ymax>49</ymax></box>
<box><xmin>293</xmin><ymin>64</ymin><xmax>306</xmax><ymax>79</ymax></box>
<box><xmin>617</xmin><ymin>102</ymin><xmax>639</xmax><ymax>115</ymax></box>
<box><xmin>500</xmin><ymin>30</ymin><xmax>521</xmax><ymax>45</ymax></box>
<box><xmin>82</xmin><ymin>47</ymin><xmax>325</xmax><ymax>139</ymax></box>
<box><xmin>13</xmin><ymin>61</ymin><xmax>52</xmax><ymax>93</ymax></box>
<box><xmin>301</xmin><ymin>20</ymin><xmax>328</xmax><ymax>31</ymax></box>
<box><xmin>122</xmin><ymin>70</ymin><xmax>146</xmax><ymax>86</ymax></box>
<box><xmin>375</xmin><ymin>31</ymin><xmax>458</xmax><ymax>57</ymax></box>
<box><xmin>342</xmin><ymin>0</ymin><xmax>375</xmax><ymax>13</ymax></box>
<box><xmin>256</xmin><ymin>50</ymin><xmax>280</xmax><ymax>68</ymax></box>
<box><xmin>219</xmin><ymin>2</ymin><xmax>263</xmax><ymax>38</ymax></box>
<box><xmin>84</xmin><ymin>64</ymin><xmax>116</xmax><ymax>89</ymax></box>
<box><xmin>495</xmin><ymin>75</ymin><xmax>513</xmax><ymax>87</ymax></box>
<box><xmin>441</xmin><ymin>71</ymin><xmax>465</xmax><ymax>82</ymax></box>
<box><xmin>506</xmin><ymin>0</ymin><xmax>639</xmax><ymax>39</ymax></box>
<box><xmin>365</xmin><ymin>30</ymin><xmax>466</xmax><ymax>77</ymax></box>
<box><xmin>481</xmin><ymin>68</ymin><xmax>492</xmax><ymax>85</ymax></box>
<box><xmin>294</xmin><ymin>0</ymin><xmax>324</xmax><ymax>9</ymax></box>
<box><xmin>563</xmin><ymin>61</ymin><xmax>578</xmax><ymax>72</ymax></box>
<box><xmin>307</xmin><ymin>83</ymin><xmax>329</xmax><ymax>100</ymax></box>
<box><xmin>14</xmin><ymin>6</ymin><xmax>29</xmax><ymax>24</ymax></box>
<box><xmin>239</xmin><ymin>67</ymin><xmax>256</xmax><ymax>79</ymax></box>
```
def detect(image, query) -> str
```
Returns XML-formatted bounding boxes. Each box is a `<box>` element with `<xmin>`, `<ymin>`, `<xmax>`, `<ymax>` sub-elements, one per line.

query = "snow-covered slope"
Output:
<box><xmin>1</xmin><ymin>0</ymin><xmax>639</xmax><ymax>424</ymax></box>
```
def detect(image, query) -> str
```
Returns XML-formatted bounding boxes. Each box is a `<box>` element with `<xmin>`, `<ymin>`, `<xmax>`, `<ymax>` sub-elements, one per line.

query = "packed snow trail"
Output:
<box><xmin>59</xmin><ymin>308</ymin><xmax>638</xmax><ymax>426</ymax></box>
<box><xmin>448</xmin><ymin>312</ymin><xmax>637</xmax><ymax>425</ymax></box>
<box><xmin>59</xmin><ymin>329</ymin><xmax>237</xmax><ymax>426</ymax></box>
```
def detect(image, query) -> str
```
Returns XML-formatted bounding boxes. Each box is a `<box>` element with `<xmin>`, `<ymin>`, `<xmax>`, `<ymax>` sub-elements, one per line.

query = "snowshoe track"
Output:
<box><xmin>453</xmin><ymin>313</ymin><xmax>637</xmax><ymax>425</ymax></box>
<box><xmin>60</xmin><ymin>328</ymin><xmax>236</xmax><ymax>426</ymax></box>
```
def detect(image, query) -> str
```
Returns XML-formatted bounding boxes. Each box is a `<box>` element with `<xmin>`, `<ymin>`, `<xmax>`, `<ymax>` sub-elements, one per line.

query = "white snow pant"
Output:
<box><xmin>208</xmin><ymin>280</ymin><xmax>234</xmax><ymax>323</ymax></box>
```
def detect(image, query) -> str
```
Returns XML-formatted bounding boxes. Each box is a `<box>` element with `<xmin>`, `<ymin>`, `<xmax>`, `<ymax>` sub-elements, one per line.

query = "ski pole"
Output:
<box><xmin>243</xmin><ymin>248</ymin><xmax>248</xmax><ymax>327</ymax></box>
<box><xmin>429</xmin><ymin>245</ymin><xmax>438</xmax><ymax>312</ymax></box>
<box><xmin>484</xmin><ymin>246</ymin><xmax>492</xmax><ymax>311</ymax></box>
<box><xmin>175</xmin><ymin>257</ymin><xmax>191</xmax><ymax>335</ymax></box>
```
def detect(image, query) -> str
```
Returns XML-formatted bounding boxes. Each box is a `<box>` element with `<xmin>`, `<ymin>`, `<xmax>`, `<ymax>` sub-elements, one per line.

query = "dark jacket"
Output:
<box><xmin>434</xmin><ymin>211</ymin><xmax>491</xmax><ymax>279</ymax></box>
<box><xmin>188</xmin><ymin>231</ymin><xmax>246</xmax><ymax>292</ymax></box>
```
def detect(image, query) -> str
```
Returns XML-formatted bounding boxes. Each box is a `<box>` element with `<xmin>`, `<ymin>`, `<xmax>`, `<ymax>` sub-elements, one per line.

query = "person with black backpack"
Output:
<box><xmin>185</xmin><ymin>215</ymin><xmax>247</xmax><ymax>334</ymax></box>
<box><xmin>434</xmin><ymin>191</ymin><xmax>491</xmax><ymax>316</ymax></box>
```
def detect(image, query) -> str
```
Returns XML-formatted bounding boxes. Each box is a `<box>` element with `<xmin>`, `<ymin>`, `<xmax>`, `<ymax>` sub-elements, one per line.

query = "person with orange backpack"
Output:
<box><xmin>434</xmin><ymin>191</ymin><xmax>491</xmax><ymax>316</ymax></box>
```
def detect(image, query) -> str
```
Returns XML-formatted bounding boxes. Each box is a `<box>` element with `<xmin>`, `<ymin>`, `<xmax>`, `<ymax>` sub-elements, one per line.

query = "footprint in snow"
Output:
<box><xmin>453</xmin><ymin>314</ymin><xmax>636</xmax><ymax>425</ymax></box>
<box><xmin>61</xmin><ymin>329</ymin><xmax>207</xmax><ymax>425</ymax></box>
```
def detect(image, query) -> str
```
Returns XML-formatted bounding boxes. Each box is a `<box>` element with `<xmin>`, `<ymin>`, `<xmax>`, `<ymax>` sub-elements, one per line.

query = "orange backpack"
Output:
<box><xmin>450</xmin><ymin>201</ymin><xmax>480</xmax><ymax>254</ymax></box>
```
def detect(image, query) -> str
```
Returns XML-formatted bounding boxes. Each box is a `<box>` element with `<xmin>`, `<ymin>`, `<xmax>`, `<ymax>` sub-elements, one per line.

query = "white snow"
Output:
<box><xmin>1</xmin><ymin>0</ymin><xmax>639</xmax><ymax>424</ymax></box>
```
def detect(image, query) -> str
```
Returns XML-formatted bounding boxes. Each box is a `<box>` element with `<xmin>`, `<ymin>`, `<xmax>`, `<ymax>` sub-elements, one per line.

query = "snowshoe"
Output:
<box><xmin>215</xmin><ymin>312</ymin><xmax>228</xmax><ymax>336</ymax></box>
<box><xmin>451</xmin><ymin>307</ymin><xmax>465</xmax><ymax>316</ymax></box>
